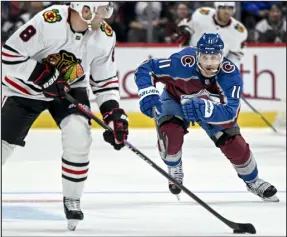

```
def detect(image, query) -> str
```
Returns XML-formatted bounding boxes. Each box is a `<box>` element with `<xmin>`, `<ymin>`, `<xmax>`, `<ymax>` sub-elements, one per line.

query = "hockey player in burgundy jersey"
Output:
<box><xmin>135</xmin><ymin>33</ymin><xmax>278</xmax><ymax>202</ymax></box>
<box><xmin>2</xmin><ymin>2</ymin><xmax>129</xmax><ymax>230</ymax></box>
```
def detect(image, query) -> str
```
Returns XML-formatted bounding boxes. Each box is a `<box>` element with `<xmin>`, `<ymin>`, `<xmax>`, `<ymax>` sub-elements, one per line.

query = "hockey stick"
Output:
<box><xmin>241</xmin><ymin>96</ymin><xmax>278</xmax><ymax>133</ymax></box>
<box><xmin>64</xmin><ymin>91</ymin><xmax>256</xmax><ymax>234</ymax></box>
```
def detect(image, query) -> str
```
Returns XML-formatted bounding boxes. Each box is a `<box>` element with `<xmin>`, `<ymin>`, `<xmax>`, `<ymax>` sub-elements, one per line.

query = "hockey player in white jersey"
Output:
<box><xmin>2</xmin><ymin>2</ymin><xmax>129</xmax><ymax>231</ymax></box>
<box><xmin>175</xmin><ymin>2</ymin><xmax>247</xmax><ymax>66</ymax></box>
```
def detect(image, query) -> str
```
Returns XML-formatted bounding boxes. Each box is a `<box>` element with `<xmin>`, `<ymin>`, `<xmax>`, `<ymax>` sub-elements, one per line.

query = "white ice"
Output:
<box><xmin>2</xmin><ymin>128</ymin><xmax>286</xmax><ymax>236</ymax></box>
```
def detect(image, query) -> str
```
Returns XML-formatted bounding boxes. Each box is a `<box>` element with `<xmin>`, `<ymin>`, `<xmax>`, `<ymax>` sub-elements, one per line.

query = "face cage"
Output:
<box><xmin>196</xmin><ymin>52</ymin><xmax>224</xmax><ymax>77</ymax></box>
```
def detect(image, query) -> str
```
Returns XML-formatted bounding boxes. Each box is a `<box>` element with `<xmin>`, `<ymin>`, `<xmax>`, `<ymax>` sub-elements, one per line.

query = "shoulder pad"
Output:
<box><xmin>220</xmin><ymin>59</ymin><xmax>240</xmax><ymax>76</ymax></box>
<box><xmin>100</xmin><ymin>22</ymin><xmax>113</xmax><ymax>37</ymax></box>
<box><xmin>176</xmin><ymin>47</ymin><xmax>197</xmax><ymax>68</ymax></box>
<box><xmin>199</xmin><ymin>8</ymin><xmax>211</xmax><ymax>15</ymax></box>
<box><xmin>42</xmin><ymin>8</ymin><xmax>63</xmax><ymax>23</ymax></box>
<box><xmin>234</xmin><ymin>23</ymin><xmax>245</xmax><ymax>33</ymax></box>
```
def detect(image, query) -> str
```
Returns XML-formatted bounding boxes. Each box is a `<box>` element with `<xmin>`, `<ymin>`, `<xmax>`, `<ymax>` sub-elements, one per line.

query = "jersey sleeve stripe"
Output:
<box><xmin>2</xmin><ymin>52</ymin><xmax>25</xmax><ymax>58</ymax></box>
<box><xmin>90</xmin><ymin>75</ymin><xmax>117</xmax><ymax>83</ymax></box>
<box><xmin>97</xmin><ymin>80</ymin><xmax>119</xmax><ymax>88</ymax></box>
<box><xmin>93</xmin><ymin>87</ymin><xmax>119</xmax><ymax>94</ymax></box>
<box><xmin>2</xmin><ymin>57</ymin><xmax>30</xmax><ymax>65</ymax></box>
<box><xmin>2</xmin><ymin>44</ymin><xmax>20</xmax><ymax>54</ymax></box>
<box><xmin>4</xmin><ymin>76</ymin><xmax>31</xmax><ymax>95</ymax></box>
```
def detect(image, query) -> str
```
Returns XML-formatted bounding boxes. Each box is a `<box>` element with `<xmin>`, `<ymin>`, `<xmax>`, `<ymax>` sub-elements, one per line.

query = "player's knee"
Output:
<box><xmin>160</xmin><ymin>122</ymin><xmax>185</xmax><ymax>155</ymax></box>
<box><xmin>159</xmin><ymin>119</ymin><xmax>185</xmax><ymax>164</ymax></box>
<box><xmin>219</xmin><ymin>135</ymin><xmax>250</xmax><ymax>165</ymax></box>
<box><xmin>2</xmin><ymin>140</ymin><xmax>16</xmax><ymax>165</ymax></box>
<box><xmin>60</xmin><ymin>114</ymin><xmax>92</xmax><ymax>161</ymax></box>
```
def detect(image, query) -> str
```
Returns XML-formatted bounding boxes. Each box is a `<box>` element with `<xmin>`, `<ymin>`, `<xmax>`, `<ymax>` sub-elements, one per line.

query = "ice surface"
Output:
<box><xmin>2</xmin><ymin>129</ymin><xmax>286</xmax><ymax>236</ymax></box>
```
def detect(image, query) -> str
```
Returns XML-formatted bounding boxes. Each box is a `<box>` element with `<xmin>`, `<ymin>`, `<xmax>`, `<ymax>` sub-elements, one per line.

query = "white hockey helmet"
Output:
<box><xmin>70</xmin><ymin>2</ymin><xmax>114</xmax><ymax>29</ymax></box>
<box><xmin>214</xmin><ymin>2</ymin><xmax>236</xmax><ymax>15</ymax></box>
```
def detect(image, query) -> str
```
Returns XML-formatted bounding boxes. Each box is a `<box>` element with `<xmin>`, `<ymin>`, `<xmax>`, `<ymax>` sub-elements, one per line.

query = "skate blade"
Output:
<box><xmin>263</xmin><ymin>195</ymin><xmax>280</xmax><ymax>203</ymax></box>
<box><xmin>67</xmin><ymin>219</ymin><xmax>79</xmax><ymax>231</ymax></box>
<box><xmin>176</xmin><ymin>194</ymin><xmax>180</xmax><ymax>201</ymax></box>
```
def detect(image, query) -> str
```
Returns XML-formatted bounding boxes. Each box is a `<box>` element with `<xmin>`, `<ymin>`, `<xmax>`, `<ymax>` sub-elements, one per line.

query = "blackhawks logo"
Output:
<box><xmin>43</xmin><ymin>9</ymin><xmax>62</xmax><ymax>23</ymax></box>
<box><xmin>100</xmin><ymin>22</ymin><xmax>113</xmax><ymax>37</ymax></box>
<box><xmin>199</xmin><ymin>8</ymin><xmax>210</xmax><ymax>15</ymax></box>
<box><xmin>235</xmin><ymin>24</ymin><xmax>245</xmax><ymax>33</ymax></box>
<box><xmin>43</xmin><ymin>50</ymin><xmax>84</xmax><ymax>83</ymax></box>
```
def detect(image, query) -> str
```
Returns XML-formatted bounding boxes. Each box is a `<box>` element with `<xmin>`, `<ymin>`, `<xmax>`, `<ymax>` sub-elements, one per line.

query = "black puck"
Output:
<box><xmin>233</xmin><ymin>229</ymin><xmax>246</xmax><ymax>234</ymax></box>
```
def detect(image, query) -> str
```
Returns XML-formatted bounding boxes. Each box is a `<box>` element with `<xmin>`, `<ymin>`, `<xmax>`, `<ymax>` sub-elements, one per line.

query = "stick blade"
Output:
<box><xmin>233</xmin><ymin>223</ymin><xmax>256</xmax><ymax>234</ymax></box>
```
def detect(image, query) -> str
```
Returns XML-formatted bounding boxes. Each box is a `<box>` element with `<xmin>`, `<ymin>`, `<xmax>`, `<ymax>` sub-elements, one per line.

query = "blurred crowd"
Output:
<box><xmin>1</xmin><ymin>1</ymin><xmax>286</xmax><ymax>44</ymax></box>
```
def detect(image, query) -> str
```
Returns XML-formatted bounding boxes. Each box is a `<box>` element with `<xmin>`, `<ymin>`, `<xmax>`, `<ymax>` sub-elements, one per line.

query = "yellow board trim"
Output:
<box><xmin>32</xmin><ymin>112</ymin><xmax>278</xmax><ymax>128</ymax></box>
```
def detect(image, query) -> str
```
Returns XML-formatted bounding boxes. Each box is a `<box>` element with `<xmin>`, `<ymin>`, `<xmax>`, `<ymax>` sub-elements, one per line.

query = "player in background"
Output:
<box><xmin>2</xmin><ymin>2</ymin><xmax>129</xmax><ymax>230</ymax></box>
<box><xmin>173</xmin><ymin>2</ymin><xmax>247</xmax><ymax>67</ymax></box>
<box><xmin>134</xmin><ymin>33</ymin><xmax>278</xmax><ymax>202</ymax></box>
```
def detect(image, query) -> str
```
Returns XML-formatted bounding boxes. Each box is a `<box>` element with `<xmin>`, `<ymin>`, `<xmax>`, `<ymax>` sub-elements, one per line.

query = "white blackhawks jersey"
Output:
<box><xmin>2</xmin><ymin>5</ymin><xmax>119</xmax><ymax>106</ymax></box>
<box><xmin>178</xmin><ymin>7</ymin><xmax>248</xmax><ymax>66</ymax></box>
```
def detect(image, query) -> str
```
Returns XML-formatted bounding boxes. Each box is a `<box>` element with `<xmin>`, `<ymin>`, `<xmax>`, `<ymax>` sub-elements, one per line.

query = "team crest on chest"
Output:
<box><xmin>100</xmin><ymin>22</ymin><xmax>113</xmax><ymax>37</ymax></box>
<box><xmin>42</xmin><ymin>50</ymin><xmax>84</xmax><ymax>83</ymax></box>
<box><xmin>42</xmin><ymin>9</ymin><xmax>62</xmax><ymax>23</ymax></box>
<box><xmin>181</xmin><ymin>55</ymin><xmax>195</xmax><ymax>67</ymax></box>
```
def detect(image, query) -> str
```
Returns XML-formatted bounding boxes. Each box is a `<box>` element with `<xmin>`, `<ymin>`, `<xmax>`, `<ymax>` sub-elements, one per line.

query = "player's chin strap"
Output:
<box><xmin>196</xmin><ymin>53</ymin><xmax>223</xmax><ymax>78</ymax></box>
<box><xmin>81</xmin><ymin>17</ymin><xmax>94</xmax><ymax>31</ymax></box>
<box><xmin>196</xmin><ymin>62</ymin><xmax>221</xmax><ymax>78</ymax></box>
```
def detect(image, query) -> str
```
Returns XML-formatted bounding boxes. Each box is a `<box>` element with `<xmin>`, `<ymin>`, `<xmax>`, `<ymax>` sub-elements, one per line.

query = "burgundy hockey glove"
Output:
<box><xmin>103</xmin><ymin>108</ymin><xmax>129</xmax><ymax>150</ymax></box>
<box><xmin>29</xmin><ymin>63</ymin><xmax>70</xmax><ymax>99</ymax></box>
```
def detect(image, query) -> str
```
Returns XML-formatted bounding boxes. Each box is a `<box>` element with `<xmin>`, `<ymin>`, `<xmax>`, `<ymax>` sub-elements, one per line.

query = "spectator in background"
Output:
<box><xmin>127</xmin><ymin>2</ymin><xmax>168</xmax><ymax>42</ymax></box>
<box><xmin>105</xmin><ymin>3</ymin><xmax>127</xmax><ymax>42</ymax></box>
<box><xmin>241</xmin><ymin>2</ymin><xmax>281</xmax><ymax>30</ymax></box>
<box><xmin>255</xmin><ymin>4</ymin><xmax>286</xmax><ymax>43</ymax></box>
<box><xmin>29</xmin><ymin>2</ymin><xmax>45</xmax><ymax>18</ymax></box>
<box><xmin>164</xmin><ymin>2</ymin><xmax>191</xmax><ymax>43</ymax></box>
<box><xmin>1</xmin><ymin>2</ymin><xmax>29</xmax><ymax>43</ymax></box>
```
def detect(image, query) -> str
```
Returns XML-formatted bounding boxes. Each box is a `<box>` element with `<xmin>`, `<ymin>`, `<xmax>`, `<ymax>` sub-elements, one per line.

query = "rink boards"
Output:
<box><xmin>32</xmin><ymin>44</ymin><xmax>286</xmax><ymax>128</ymax></box>
<box><xmin>32</xmin><ymin>110</ymin><xmax>278</xmax><ymax>128</ymax></box>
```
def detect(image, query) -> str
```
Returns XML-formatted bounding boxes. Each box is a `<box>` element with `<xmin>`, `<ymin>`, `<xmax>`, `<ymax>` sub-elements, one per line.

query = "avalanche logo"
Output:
<box><xmin>181</xmin><ymin>55</ymin><xmax>195</xmax><ymax>67</ymax></box>
<box><xmin>43</xmin><ymin>9</ymin><xmax>62</xmax><ymax>23</ymax></box>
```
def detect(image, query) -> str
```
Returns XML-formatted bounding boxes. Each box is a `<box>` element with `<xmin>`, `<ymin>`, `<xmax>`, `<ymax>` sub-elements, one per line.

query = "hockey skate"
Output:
<box><xmin>246</xmin><ymin>178</ymin><xmax>279</xmax><ymax>202</ymax></box>
<box><xmin>63</xmin><ymin>197</ymin><xmax>84</xmax><ymax>231</ymax></box>
<box><xmin>168</xmin><ymin>161</ymin><xmax>184</xmax><ymax>200</ymax></box>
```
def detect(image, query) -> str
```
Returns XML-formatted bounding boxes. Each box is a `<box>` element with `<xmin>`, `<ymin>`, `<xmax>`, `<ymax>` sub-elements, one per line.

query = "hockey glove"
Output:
<box><xmin>103</xmin><ymin>108</ymin><xmax>129</xmax><ymax>150</ymax></box>
<box><xmin>138</xmin><ymin>86</ymin><xmax>162</xmax><ymax>118</ymax></box>
<box><xmin>29</xmin><ymin>63</ymin><xmax>70</xmax><ymax>99</ymax></box>
<box><xmin>181</xmin><ymin>96</ymin><xmax>215</xmax><ymax>123</ymax></box>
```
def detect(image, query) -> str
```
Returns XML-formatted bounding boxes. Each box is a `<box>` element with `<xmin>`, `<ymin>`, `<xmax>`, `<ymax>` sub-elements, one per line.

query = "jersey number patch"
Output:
<box><xmin>42</xmin><ymin>9</ymin><xmax>62</xmax><ymax>23</ymax></box>
<box><xmin>231</xmin><ymin>86</ymin><xmax>241</xmax><ymax>99</ymax></box>
<box><xmin>19</xmin><ymin>25</ymin><xmax>36</xmax><ymax>42</ymax></box>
